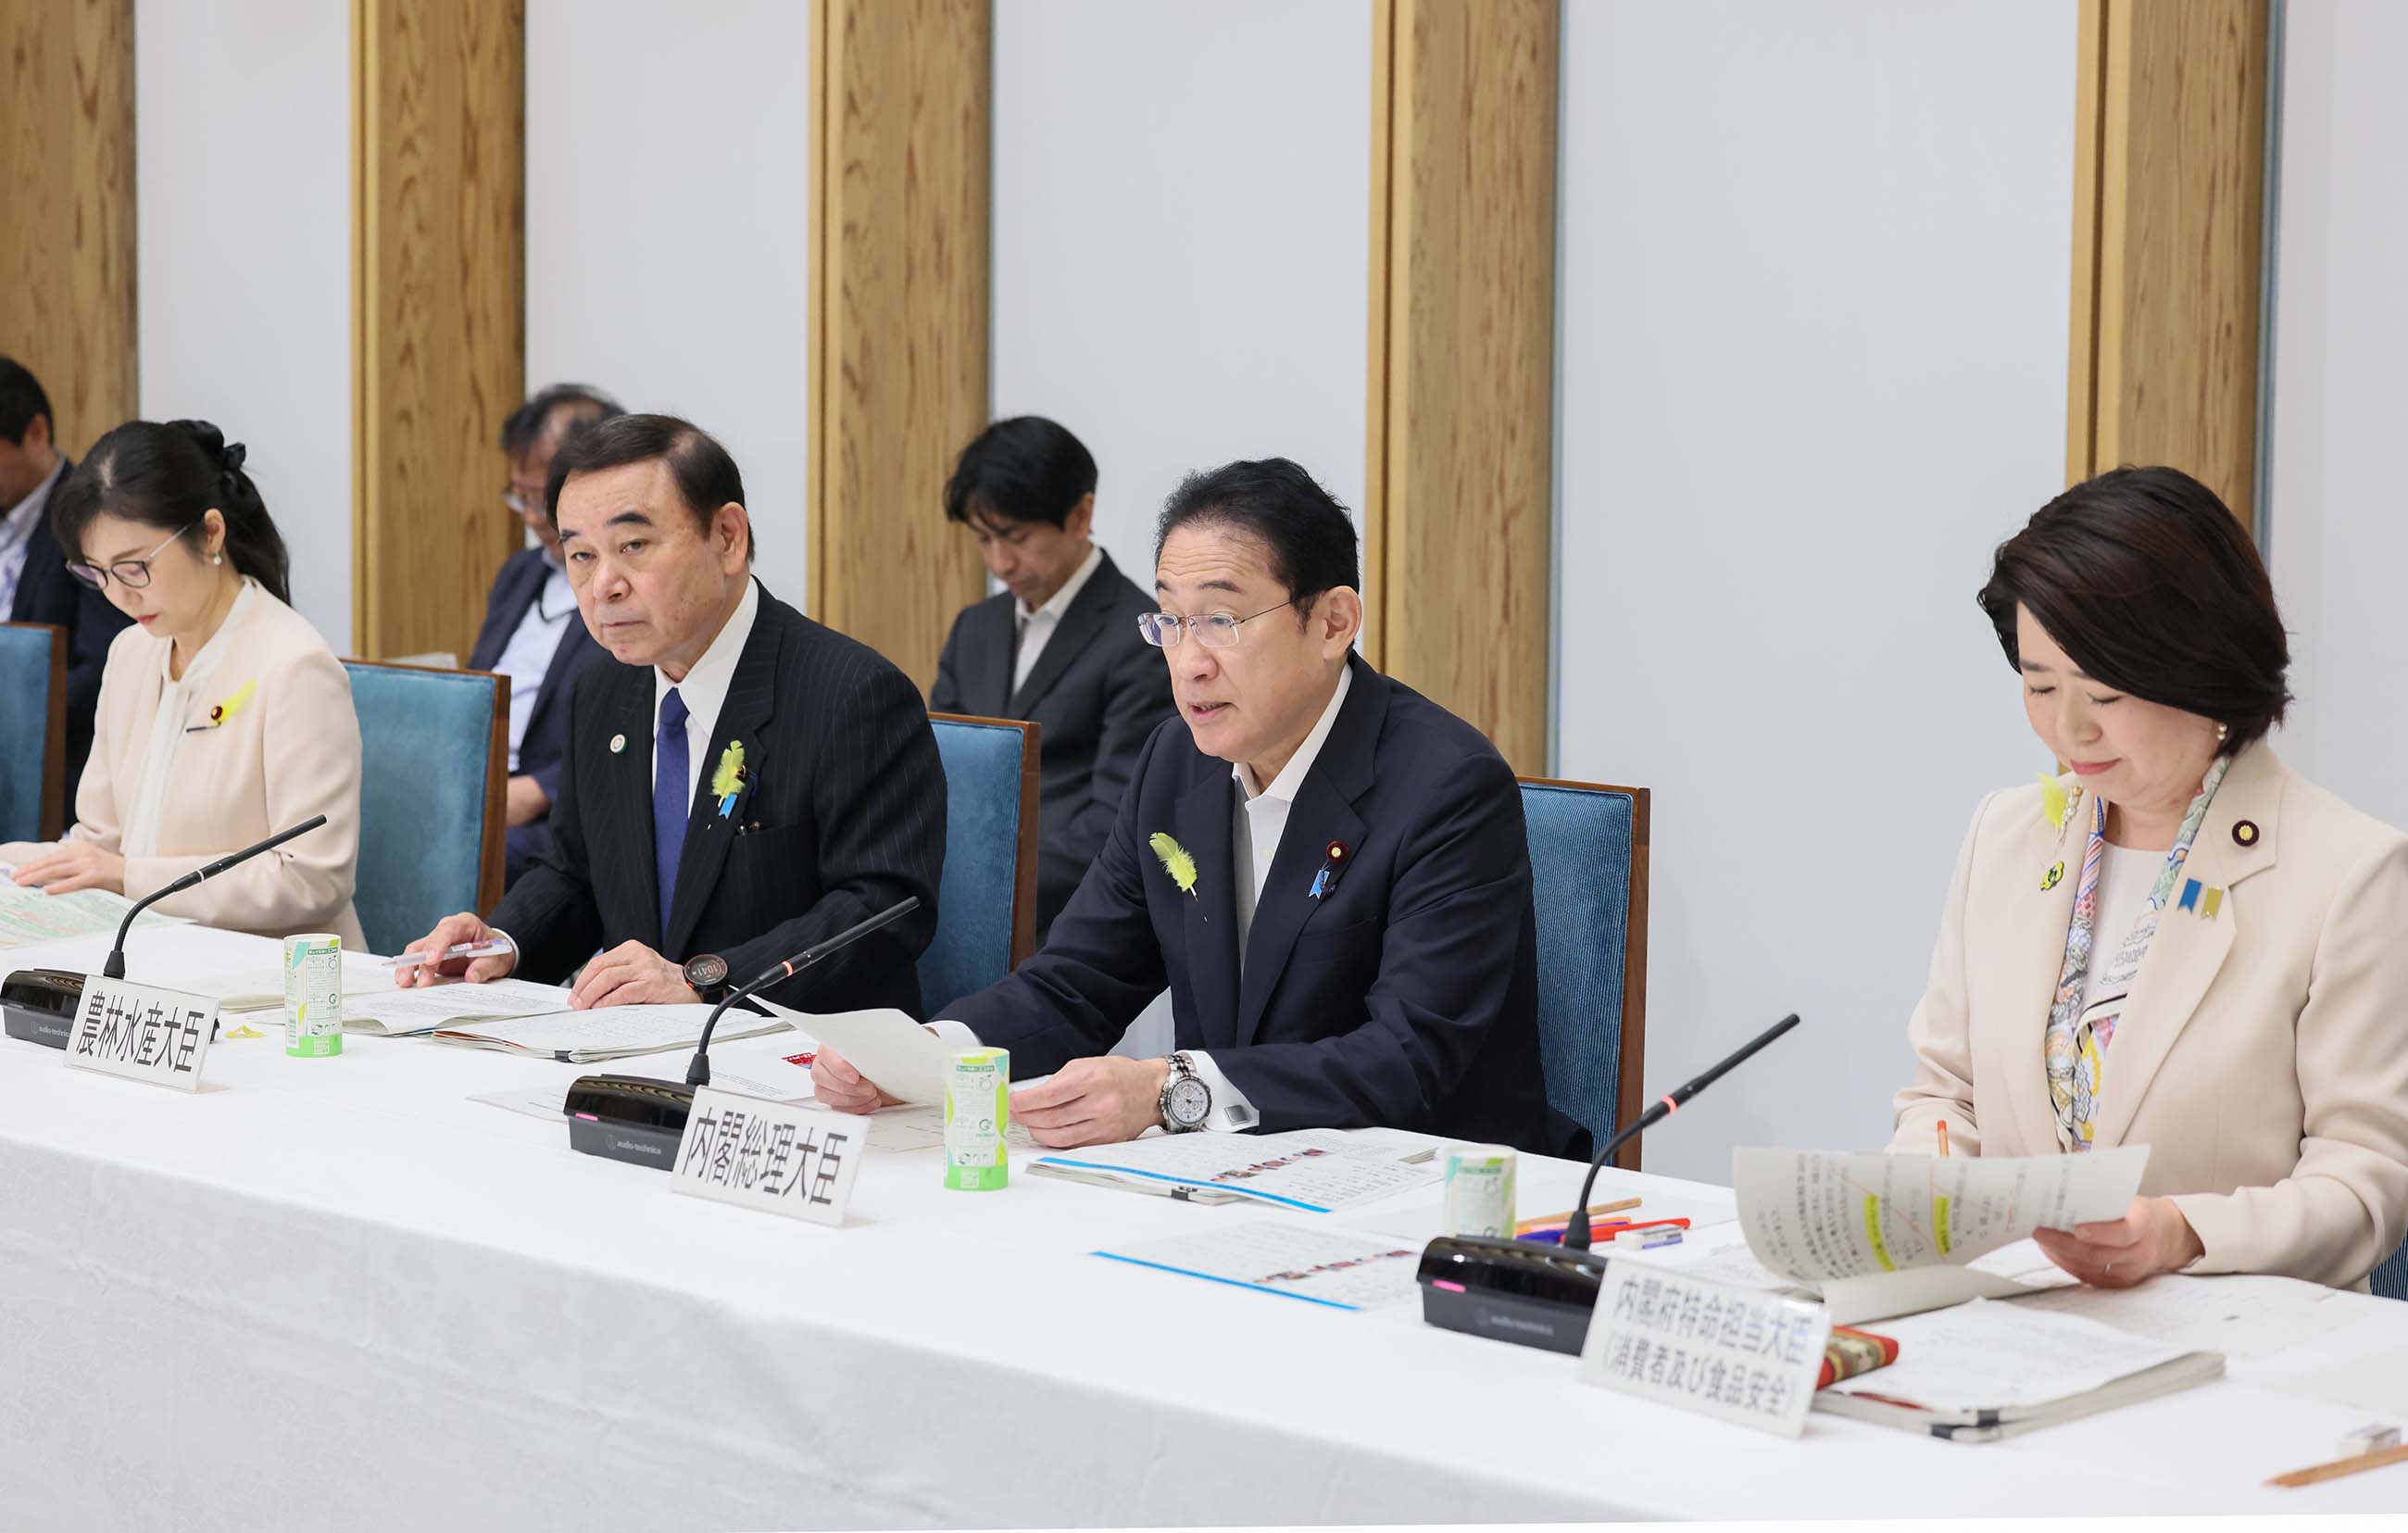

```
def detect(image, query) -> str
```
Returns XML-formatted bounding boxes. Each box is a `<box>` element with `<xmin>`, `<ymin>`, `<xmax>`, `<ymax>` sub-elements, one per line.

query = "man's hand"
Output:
<box><xmin>571</xmin><ymin>940</ymin><xmax>697</xmax><ymax>1010</ymax></box>
<box><xmin>2033</xmin><ymin>1196</ymin><xmax>2203</xmax><ymax>1288</ymax></box>
<box><xmin>504</xmin><ymin>774</ymin><xmax>550</xmax><ymax>828</ymax></box>
<box><xmin>1010</xmin><ymin>1056</ymin><xmax>1173</xmax><ymax>1149</ymax></box>
<box><xmin>811</xmin><ymin>1045</ymin><xmax>905</xmax><ymax>1114</ymax></box>
<box><xmin>395</xmin><ymin>912</ymin><xmax>516</xmax><ymax>986</ymax></box>
<box><xmin>12</xmin><ymin>842</ymin><xmax>126</xmax><ymax>897</ymax></box>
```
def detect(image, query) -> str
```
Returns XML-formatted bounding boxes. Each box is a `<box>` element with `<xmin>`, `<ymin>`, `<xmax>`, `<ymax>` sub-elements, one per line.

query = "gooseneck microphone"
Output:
<box><xmin>684</xmin><ymin>896</ymin><xmax>920</xmax><ymax>1087</ymax></box>
<box><xmin>103</xmin><ymin>815</ymin><xmax>330</xmax><ymax>980</ymax></box>
<box><xmin>1561</xmin><ymin>1012</ymin><xmax>1801</xmax><ymax>1251</ymax></box>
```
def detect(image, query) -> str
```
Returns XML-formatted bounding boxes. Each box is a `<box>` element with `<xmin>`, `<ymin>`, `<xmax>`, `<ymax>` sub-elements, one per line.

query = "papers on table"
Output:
<box><xmin>1731</xmin><ymin>1145</ymin><xmax>2146</xmax><ymax>1322</ymax></box>
<box><xmin>0</xmin><ymin>882</ymin><xmax>184</xmax><ymax>949</ymax></box>
<box><xmin>2010</xmin><ymin>1271</ymin><xmax>2366</xmax><ymax>1363</ymax></box>
<box><xmin>1095</xmin><ymin>1222</ymin><xmax>1425</xmax><ymax>1310</ymax></box>
<box><xmin>847</xmin><ymin>1103</ymin><xmax>1036</xmax><ymax>1155</ymax></box>
<box><xmin>340</xmin><ymin>978</ymin><xmax>575</xmax><ymax>1036</ymax></box>
<box><xmin>169</xmin><ymin>953</ymin><xmax>394</xmax><ymax>1013</ymax></box>
<box><xmin>470</xmin><ymin>1085</ymin><xmax>573</xmax><ymax>1122</ymax></box>
<box><xmin>1030</xmin><ymin>1127</ymin><xmax>1440</xmax><ymax>1213</ymax></box>
<box><xmin>432</xmin><ymin>1004</ymin><xmax>791</xmax><ymax>1062</ymax></box>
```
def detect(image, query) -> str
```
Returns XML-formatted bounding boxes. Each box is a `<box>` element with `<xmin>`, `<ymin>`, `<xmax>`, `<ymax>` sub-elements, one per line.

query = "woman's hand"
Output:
<box><xmin>12</xmin><ymin>842</ymin><xmax>127</xmax><ymax>897</ymax></box>
<box><xmin>2033</xmin><ymin>1195</ymin><xmax>2202</xmax><ymax>1288</ymax></box>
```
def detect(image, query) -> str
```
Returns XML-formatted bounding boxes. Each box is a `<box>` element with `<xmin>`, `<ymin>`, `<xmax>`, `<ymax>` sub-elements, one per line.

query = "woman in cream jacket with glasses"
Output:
<box><xmin>1895</xmin><ymin>467</ymin><xmax>2408</xmax><ymax>1291</ymax></box>
<box><xmin>1</xmin><ymin>419</ymin><xmax>364</xmax><ymax>946</ymax></box>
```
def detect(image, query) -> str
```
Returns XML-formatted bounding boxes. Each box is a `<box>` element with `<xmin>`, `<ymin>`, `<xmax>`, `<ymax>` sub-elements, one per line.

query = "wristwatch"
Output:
<box><xmin>682</xmin><ymin>952</ymin><xmax>730</xmax><ymax>1003</ymax></box>
<box><xmin>1159</xmin><ymin>1051</ymin><xmax>1212</xmax><ymax>1133</ymax></box>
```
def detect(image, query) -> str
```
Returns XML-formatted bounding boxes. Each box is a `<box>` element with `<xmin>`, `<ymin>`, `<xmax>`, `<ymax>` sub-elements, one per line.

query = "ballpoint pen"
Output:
<box><xmin>385</xmin><ymin>939</ymin><xmax>514</xmax><ymax>970</ymax></box>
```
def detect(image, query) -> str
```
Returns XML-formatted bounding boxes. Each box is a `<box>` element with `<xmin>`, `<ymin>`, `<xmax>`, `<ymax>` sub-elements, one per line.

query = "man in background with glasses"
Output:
<box><xmin>469</xmin><ymin>383</ymin><xmax>620</xmax><ymax>886</ymax></box>
<box><xmin>0</xmin><ymin>356</ymin><xmax>132</xmax><ymax>803</ymax></box>
<box><xmin>815</xmin><ymin>458</ymin><xmax>1564</xmax><ymax>1156</ymax></box>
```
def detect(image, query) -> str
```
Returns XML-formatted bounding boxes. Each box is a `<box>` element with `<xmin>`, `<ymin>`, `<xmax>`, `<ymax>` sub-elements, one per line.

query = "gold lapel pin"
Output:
<box><xmin>2232</xmin><ymin>819</ymin><xmax>2260</xmax><ymax>848</ymax></box>
<box><xmin>609</xmin><ymin>734</ymin><xmax>627</xmax><ymax>755</ymax></box>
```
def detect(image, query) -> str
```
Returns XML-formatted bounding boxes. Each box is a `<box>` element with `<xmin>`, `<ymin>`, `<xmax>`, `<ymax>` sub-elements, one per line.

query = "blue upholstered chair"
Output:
<box><xmin>1519</xmin><ymin>777</ymin><xmax>1651</xmax><ymax>1163</ymax></box>
<box><xmin>342</xmin><ymin>660</ymin><xmax>508</xmax><ymax>955</ymax></box>
<box><xmin>0</xmin><ymin>622</ymin><xmax>67</xmax><ymax>845</ymax></box>
<box><xmin>2373</xmin><ymin>1239</ymin><xmax>2408</xmax><ymax>1301</ymax></box>
<box><xmin>922</xmin><ymin>713</ymin><xmax>1041</xmax><ymax>1016</ymax></box>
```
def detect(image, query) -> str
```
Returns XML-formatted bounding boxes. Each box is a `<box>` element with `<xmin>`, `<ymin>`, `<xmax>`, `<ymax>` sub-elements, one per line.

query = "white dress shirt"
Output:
<box><xmin>652</xmin><ymin>577</ymin><xmax>761</xmax><ymax>803</ymax></box>
<box><xmin>0</xmin><ymin>458</ymin><xmax>64</xmax><ymax>619</ymax></box>
<box><xmin>495</xmin><ymin>557</ymin><xmax>574</xmax><ymax>772</ymax></box>
<box><xmin>1010</xmin><ymin>543</ymin><xmax>1104</xmax><ymax>695</ymax></box>
<box><xmin>931</xmin><ymin>664</ymin><xmax>1357</xmax><ymax>1137</ymax></box>
<box><xmin>123</xmin><ymin>580</ymin><xmax>265</xmax><ymax>858</ymax></box>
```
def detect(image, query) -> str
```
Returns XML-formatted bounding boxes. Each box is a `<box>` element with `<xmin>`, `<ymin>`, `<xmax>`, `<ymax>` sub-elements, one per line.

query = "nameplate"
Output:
<box><xmin>669</xmin><ymin>1088</ymin><xmax>864</xmax><ymax>1227</ymax></box>
<box><xmin>63</xmin><ymin>978</ymin><xmax>219</xmax><ymax>1093</ymax></box>
<box><xmin>1580</xmin><ymin>1262</ymin><xmax>1829</xmax><ymax>1438</ymax></box>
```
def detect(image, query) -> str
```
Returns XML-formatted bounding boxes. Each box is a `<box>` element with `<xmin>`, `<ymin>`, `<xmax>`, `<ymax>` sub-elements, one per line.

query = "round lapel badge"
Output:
<box><xmin>609</xmin><ymin>733</ymin><xmax>627</xmax><ymax>755</ymax></box>
<box><xmin>2040</xmin><ymin>861</ymin><xmax>2064</xmax><ymax>891</ymax></box>
<box><xmin>2232</xmin><ymin>819</ymin><xmax>2260</xmax><ymax>848</ymax></box>
<box><xmin>1325</xmin><ymin>839</ymin><xmax>1348</xmax><ymax>863</ymax></box>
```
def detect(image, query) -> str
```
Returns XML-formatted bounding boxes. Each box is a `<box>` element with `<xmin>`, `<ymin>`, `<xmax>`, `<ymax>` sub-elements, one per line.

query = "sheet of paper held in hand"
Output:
<box><xmin>766</xmin><ymin>1006</ymin><xmax>957</xmax><ymax>1104</ymax></box>
<box><xmin>1729</xmin><ymin>1145</ymin><xmax>2148</xmax><ymax>1324</ymax></box>
<box><xmin>0</xmin><ymin>881</ymin><xmax>185</xmax><ymax>949</ymax></box>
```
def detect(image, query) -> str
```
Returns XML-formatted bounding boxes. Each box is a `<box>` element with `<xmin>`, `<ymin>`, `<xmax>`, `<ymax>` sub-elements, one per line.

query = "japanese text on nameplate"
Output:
<box><xmin>669</xmin><ymin>1088</ymin><xmax>865</xmax><ymax>1227</ymax></box>
<box><xmin>1580</xmin><ymin>1262</ymin><xmax>1829</xmax><ymax>1437</ymax></box>
<box><xmin>63</xmin><ymin>978</ymin><xmax>218</xmax><ymax>1093</ymax></box>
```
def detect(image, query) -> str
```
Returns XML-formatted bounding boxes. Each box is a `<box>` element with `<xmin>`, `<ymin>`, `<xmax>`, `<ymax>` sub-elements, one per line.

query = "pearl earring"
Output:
<box><xmin>2216</xmin><ymin>723</ymin><xmax>2229</xmax><ymax>744</ymax></box>
<box><xmin>211</xmin><ymin>554</ymin><xmax>223</xmax><ymax>566</ymax></box>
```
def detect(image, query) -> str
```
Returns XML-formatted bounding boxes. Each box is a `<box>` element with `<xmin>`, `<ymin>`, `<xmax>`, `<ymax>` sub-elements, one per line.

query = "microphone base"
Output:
<box><xmin>1416</xmin><ymin>1235</ymin><xmax>1610</xmax><ymax>1354</ymax></box>
<box><xmin>3</xmin><ymin>969</ymin><xmax>88</xmax><ymax>1050</ymax></box>
<box><xmin>563</xmin><ymin>1074</ymin><xmax>698</xmax><ymax>1172</ymax></box>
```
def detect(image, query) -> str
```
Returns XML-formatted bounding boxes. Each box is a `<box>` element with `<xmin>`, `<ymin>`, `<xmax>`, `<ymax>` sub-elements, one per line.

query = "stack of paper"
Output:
<box><xmin>1096</xmin><ymin>1223</ymin><xmax>1425</xmax><ymax>1310</ymax></box>
<box><xmin>340</xmin><ymin>978</ymin><xmax>573</xmax><ymax>1037</ymax></box>
<box><xmin>432</xmin><ymin>1003</ymin><xmax>791</xmax><ymax>1062</ymax></box>
<box><xmin>1029</xmin><ymin>1127</ymin><xmax>1441</xmax><ymax>1213</ymax></box>
<box><xmin>0</xmin><ymin>882</ymin><xmax>185</xmax><ymax>949</ymax></box>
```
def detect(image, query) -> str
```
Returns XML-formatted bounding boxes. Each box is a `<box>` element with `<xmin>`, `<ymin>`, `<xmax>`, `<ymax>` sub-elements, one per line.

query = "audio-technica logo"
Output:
<box><xmin>612</xmin><ymin>1137</ymin><xmax>667</xmax><ymax>1158</ymax></box>
<box><xmin>1480</xmin><ymin>1311</ymin><xmax>1555</xmax><ymax>1338</ymax></box>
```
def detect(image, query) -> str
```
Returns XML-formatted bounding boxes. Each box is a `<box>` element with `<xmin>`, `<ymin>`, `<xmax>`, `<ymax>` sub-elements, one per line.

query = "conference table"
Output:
<box><xmin>6</xmin><ymin>923</ymin><xmax>2406</xmax><ymax>1529</ymax></box>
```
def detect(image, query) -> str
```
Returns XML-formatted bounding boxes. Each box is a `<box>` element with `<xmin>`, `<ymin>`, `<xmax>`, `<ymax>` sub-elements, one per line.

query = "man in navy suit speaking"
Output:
<box><xmin>816</xmin><ymin>459</ymin><xmax>1561</xmax><ymax>1154</ymax></box>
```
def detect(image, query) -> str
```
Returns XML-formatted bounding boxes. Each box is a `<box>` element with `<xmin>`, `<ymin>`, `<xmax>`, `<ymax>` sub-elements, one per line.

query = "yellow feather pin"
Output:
<box><xmin>206</xmin><ymin>679</ymin><xmax>257</xmax><ymax>728</ymax></box>
<box><xmin>1148</xmin><ymin>832</ymin><xmax>1198</xmax><ymax>897</ymax></box>
<box><xmin>2038</xmin><ymin>771</ymin><xmax>2069</xmax><ymax>831</ymax></box>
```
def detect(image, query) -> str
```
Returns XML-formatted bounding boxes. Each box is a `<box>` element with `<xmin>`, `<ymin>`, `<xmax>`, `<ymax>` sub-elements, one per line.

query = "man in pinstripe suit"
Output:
<box><xmin>397</xmin><ymin>414</ymin><xmax>945</xmax><ymax>1017</ymax></box>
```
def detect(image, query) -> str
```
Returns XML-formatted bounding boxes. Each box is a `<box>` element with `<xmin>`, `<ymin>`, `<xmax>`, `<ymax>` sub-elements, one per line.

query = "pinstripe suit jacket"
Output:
<box><xmin>489</xmin><ymin>583</ymin><xmax>946</xmax><ymax>1016</ymax></box>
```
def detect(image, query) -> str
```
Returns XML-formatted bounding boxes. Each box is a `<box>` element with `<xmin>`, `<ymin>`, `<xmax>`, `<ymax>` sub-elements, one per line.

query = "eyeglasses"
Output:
<box><xmin>502</xmin><ymin>485</ymin><xmax>546</xmax><ymax>516</ymax></box>
<box><xmin>1137</xmin><ymin>603</ymin><xmax>1289</xmax><ymax>649</ymax></box>
<box><xmin>65</xmin><ymin>525</ymin><xmax>195</xmax><ymax>590</ymax></box>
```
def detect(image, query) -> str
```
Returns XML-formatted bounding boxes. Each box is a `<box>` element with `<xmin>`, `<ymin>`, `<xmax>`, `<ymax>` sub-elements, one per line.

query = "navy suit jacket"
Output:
<box><xmin>8</xmin><ymin>458</ymin><xmax>132</xmax><ymax>801</ymax></box>
<box><xmin>469</xmin><ymin>546</ymin><xmax>605</xmax><ymax>884</ymax></box>
<box><xmin>489</xmin><ymin>583</ymin><xmax>947</xmax><ymax>1017</ymax></box>
<box><xmin>945</xmin><ymin>653</ymin><xmax>1566</xmax><ymax>1154</ymax></box>
<box><xmin>927</xmin><ymin>548</ymin><xmax>1173</xmax><ymax>938</ymax></box>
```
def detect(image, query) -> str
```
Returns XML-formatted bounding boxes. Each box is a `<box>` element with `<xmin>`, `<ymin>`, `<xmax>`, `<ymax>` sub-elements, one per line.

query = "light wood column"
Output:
<box><xmin>807</xmin><ymin>0</ymin><xmax>990</xmax><ymax>696</ymax></box>
<box><xmin>0</xmin><ymin>0</ymin><xmax>136</xmax><ymax>452</ymax></box>
<box><xmin>2067</xmin><ymin>0</ymin><xmax>2270</xmax><ymax>520</ymax></box>
<box><xmin>1365</xmin><ymin>0</ymin><xmax>1558</xmax><ymax>773</ymax></box>
<box><xmin>353</xmin><ymin>0</ymin><xmax>525</xmax><ymax>660</ymax></box>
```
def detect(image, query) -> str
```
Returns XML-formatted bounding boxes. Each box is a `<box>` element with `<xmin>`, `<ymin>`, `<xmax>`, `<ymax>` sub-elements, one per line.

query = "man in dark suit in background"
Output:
<box><xmin>817</xmin><ymin>459</ymin><xmax>1564</xmax><ymax>1155</ymax></box>
<box><xmin>929</xmin><ymin>417</ymin><xmax>1173</xmax><ymax>939</ymax></box>
<box><xmin>469</xmin><ymin>383</ymin><xmax>618</xmax><ymax>886</ymax></box>
<box><xmin>0</xmin><ymin>357</ymin><xmax>132</xmax><ymax>802</ymax></box>
<box><xmin>400</xmin><ymin>413</ymin><xmax>946</xmax><ymax>1016</ymax></box>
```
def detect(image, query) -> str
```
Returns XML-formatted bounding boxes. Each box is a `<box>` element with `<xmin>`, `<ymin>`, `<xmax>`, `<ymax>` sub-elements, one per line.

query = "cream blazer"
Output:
<box><xmin>4</xmin><ymin>584</ymin><xmax>366</xmax><ymax>946</ymax></box>
<box><xmin>1892</xmin><ymin>740</ymin><xmax>2408</xmax><ymax>1288</ymax></box>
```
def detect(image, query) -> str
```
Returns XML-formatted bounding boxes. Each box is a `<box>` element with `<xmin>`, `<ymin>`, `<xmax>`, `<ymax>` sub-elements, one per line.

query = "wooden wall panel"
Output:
<box><xmin>2067</xmin><ymin>0</ymin><xmax>2269</xmax><ymax>521</ymax></box>
<box><xmin>808</xmin><ymin>0</ymin><xmax>989</xmax><ymax>697</ymax></box>
<box><xmin>0</xmin><ymin>0</ymin><xmax>135</xmax><ymax>452</ymax></box>
<box><xmin>354</xmin><ymin>0</ymin><xmax>525</xmax><ymax>659</ymax></box>
<box><xmin>1365</xmin><ymin>0</ymin><xmax>1557</xmax><ymax>773</ymax></box>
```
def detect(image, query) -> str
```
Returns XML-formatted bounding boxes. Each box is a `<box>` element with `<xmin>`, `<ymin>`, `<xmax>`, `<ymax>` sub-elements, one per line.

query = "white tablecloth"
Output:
<box><xmin>5</xmin><ymin>924</ymin><xmax>2407</xmax><ymax>1528</ymax></box>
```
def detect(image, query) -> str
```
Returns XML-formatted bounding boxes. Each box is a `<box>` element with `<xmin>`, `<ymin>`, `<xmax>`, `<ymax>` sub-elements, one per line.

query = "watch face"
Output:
<box><xmin>684</xmin><ymin>953</ymin><xmax>729</xmax><ymax>990</ymax></box>
<box><xmin>1166</xmin><ymin>1074</ymin><xmax>1211</xmax><ymax>1127</ymax></box>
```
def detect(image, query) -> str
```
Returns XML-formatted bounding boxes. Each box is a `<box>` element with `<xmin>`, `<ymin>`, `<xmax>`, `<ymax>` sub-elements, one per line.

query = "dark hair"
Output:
<box><xmin>0</xmin><ymin>355</ymin><xmax>54</xmax><ymax>446</ymax></box>
<box><xmin>545</xmin><ymin>412</ymin><xmax>752</xmax><ymax>562</ymax></box>
<box><xmin>943</xmin><ymin>416</ymin><xmax>1097</xmax><ymax>532</ymax></box>
<box><xmin>1978</xmin><ymin>466</ymin><xmax>2290</xmax><ymax>748</ymax></box>
<box><xmin>51</xmin><ymin>420</ymin><xmax>292</xmax><ymax>604</ymax></box>
<box><xmin>1156</xmin><ymin>458</ymin><xmax>1359</xmax><ymax>616</ymax></box>
<box><xmin>500</xmin><ymin>383</ymin><xmax>623</xmax><ymax>462</ymax></box>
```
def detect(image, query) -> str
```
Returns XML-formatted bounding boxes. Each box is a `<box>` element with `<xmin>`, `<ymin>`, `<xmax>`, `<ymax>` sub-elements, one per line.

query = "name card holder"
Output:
<box><xmin>669</xmin><ymin>1087</ymin><xmax>865</xmax><ymax>1227</ymax></box>
<box><xmin>63</xmin><ymin>978</ymin><xmax>219</xmax><ymax>1092</ymax></box>
<box><xmin>1580</xmin><ymin>1261</ymin><xmax>1829</xmax><ymax>1438</ymax></box>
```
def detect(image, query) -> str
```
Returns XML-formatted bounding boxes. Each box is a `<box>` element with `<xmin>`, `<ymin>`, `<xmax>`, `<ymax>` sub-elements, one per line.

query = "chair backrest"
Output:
<box><xmin>2373</xmin><ymin>1239</ymin><xmax>2408</xmax><ymax>1301</ymax></box>
<box><xmin>0</xmin><ymin>622</ymin><xmax>66</xmax><ymax>844</ymax></box>
<box><xmin>922</xmin><ymin>713</ymin><xmax>1041</xmax><ymax>1016</ymax></box>
<box><xmin>342</xmin><ymin>660</ymin><xmax>508</xmax><ymax>954</ymax></box>
<box><xmin>1518</xmin><ymin>776</ymin><xmax>1650</xmax><ymax>1166</ymax></box>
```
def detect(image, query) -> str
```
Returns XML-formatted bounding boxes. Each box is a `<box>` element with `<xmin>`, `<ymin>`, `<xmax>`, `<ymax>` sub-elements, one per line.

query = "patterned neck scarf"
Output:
<box><xmin>2043</xmin><ymin>753</ymin><xmax>2232</xmax><ymax>1151</ymax></box>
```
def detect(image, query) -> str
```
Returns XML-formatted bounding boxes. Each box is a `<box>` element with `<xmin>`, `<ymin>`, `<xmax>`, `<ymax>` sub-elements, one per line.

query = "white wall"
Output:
<box><xmin>1554</xmin><ymin>0</ymin><xmax>2077</xmax><ymax>1180</ymax></box>
<box><xmin>2262</xmin><ymin>0</ymin><xmax>2408</xmax><ymax>833</ymax></box>
<box><xmin>135</xmin><ymin>0</ymin><xmax>353</xmax><ymax>645</ymax></box>
<box><xmin>524</xmin><ymin>0</ymin><xmax>812</xmax><ymax>606</ymax></box>
<box><xmin>991</xmin><ymin>0</ymin><xmax>1372</xmax><ymax>584</ymax></box>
